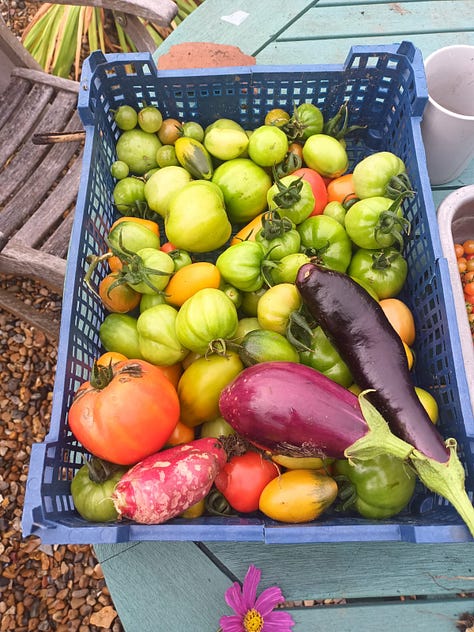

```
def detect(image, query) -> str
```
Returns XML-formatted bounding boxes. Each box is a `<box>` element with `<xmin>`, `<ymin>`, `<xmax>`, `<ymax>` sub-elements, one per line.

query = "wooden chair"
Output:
<box><xmin>0</xmin><ymin>0</ymin><xmax>178</xmax><ymax>340</ymax></box>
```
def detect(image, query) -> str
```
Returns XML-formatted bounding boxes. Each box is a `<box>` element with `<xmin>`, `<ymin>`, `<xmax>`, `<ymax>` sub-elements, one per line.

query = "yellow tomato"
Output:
<box><xmin>415</xmin><ymin>386</ymin><xmax>439</xmax><ymax>424</ymax></box>
<box><xmin>259</xmin><ymin>469</ymin><xmax>338</xmax><ymax>523</ymax></box>
<box><xmin>379</xmin><ymin>298</ymin><xmax>416</xmax><ymax>346</ymax></box>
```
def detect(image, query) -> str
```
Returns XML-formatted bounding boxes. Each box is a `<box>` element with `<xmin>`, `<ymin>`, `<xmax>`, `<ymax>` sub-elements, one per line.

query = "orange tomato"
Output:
<box><xmin>379</xmin><ymin>298</ymin><xmax>416</xmax><ymax>346</ymax></box>
<box><xmin>110</xmin><ymin>215</ymin><xmax>160</xmax><ymax>237</ymax></box>
<box><xmin>164</xmin><ymin>262</ymin><xmax>221</xmax><ymax>307</ymax></box>
<box><xmin>230</xmin><ymin>212</ymin><xmax>266</xmax><ymax>245</ymax></box>
<box><xmin>165</xmin><ymin>420</ymin><xmax>195</xmax><ymax>446</ymax></box>
<box><xmin>108</xmin><ymin>254</ymin><xmax>123</xmax><ymax>273</ymax></box>
<box><xmin>98</xmin><ymin>272</ymin><xmax>142</xmax><ymax>313</ymax></box>
<box><xmin>326</xmin><ymin>173</ymin><xmax>357</xmax><ymax>205</ymax></box>
<box><xmin>96</xmin><ymin>351</ymin><xmax>128</xmax><ymax>367</ymax></box>
<box><xmin>155</xmin><ymin>362</ymin><xmax>183</xmax><ymax>389</ymax></box>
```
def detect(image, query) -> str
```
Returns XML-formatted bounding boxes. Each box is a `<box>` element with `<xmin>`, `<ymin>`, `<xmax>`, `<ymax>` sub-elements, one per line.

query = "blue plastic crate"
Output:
<box><xmin>22</xmin><ymin>42</ymin><xmax>474</xmax><ymax>544</ymax></box>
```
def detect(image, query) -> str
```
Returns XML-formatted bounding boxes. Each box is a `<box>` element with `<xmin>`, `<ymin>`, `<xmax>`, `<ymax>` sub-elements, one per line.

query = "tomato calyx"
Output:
<box><xmin>369</xmin><ymin>249</ymin><xmax>403</xmax><ymax>271</ymax></box>
<box><xmin>323</xmin><ymin>102</ymin><xmax>366</xmax><ymax>141</ymax></box>
<box><xmin>205</xmin><ymin>488</ymin><xmax>236</xmax><ymax>517</ymax></box>
<box><xmin>270</xmin><ymin>167</ymin><xmax>304</xmax><ymax>209</ymax></box>
<box><xmin>106</xmin><ymin>237</ymin><xmax>170</xmax><ymax>295</ymax></box>
<box><xmin>84</xmin><ymin>456</ymin><xmax>126</xmax><ymax>485</ymax></box>
<box><xmin>375</xmin><ymin>207</ymin><xmax>411</xmax><ymax>251</ymax></box>
<box><xmin>274</xmin><ymin>147</ymin><xmax>303</xmax><ymax>178</ymax></box>
<box><xmin>259</xmin><ymin>210</ymin><xmax>294</xmax><ymax>240</ymax></box>
<box><xmin>385</xmin><ymin>172</ymin><xmax>415</xmax><ymax>200</ymax></box>
<box><xmin>87</xmin><ymin>360</ymin><xmax>144</xmax><ymax>392</ymax></box>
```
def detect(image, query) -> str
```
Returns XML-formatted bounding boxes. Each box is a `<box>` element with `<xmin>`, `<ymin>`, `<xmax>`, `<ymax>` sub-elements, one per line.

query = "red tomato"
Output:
<box><xmin>68</xmin><ymin>359</ymin><xmax>180</xmax><ymax>465</ymax></box>
<box><xmin>214</xmin><ymin>450</ymin><xmax>280</xmax><ymax>513</ymax></box>
<box><xmin>291</xmin><ymin>167</ymin><xmax>328</xmax><ymax>215</ymax></box>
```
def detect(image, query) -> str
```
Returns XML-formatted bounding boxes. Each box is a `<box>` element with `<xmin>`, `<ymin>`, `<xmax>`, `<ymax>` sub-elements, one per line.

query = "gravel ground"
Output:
<box><xmin>0</xmin><ymin>275</ymin><xmax>125</xmax><ymax>631</ymax></box>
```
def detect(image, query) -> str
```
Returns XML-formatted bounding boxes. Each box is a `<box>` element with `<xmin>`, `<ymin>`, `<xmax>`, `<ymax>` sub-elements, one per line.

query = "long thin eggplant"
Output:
<box><xmin>296</xmin><ymin>262</ymin><xmax>448</xmax><ymax>462</ymax></box>
<box><xmin>219</xmin><ymin>361</ymin><xmax>414</xmax><ymax>461</ymax></box>
<box><xmin>295</xmin><ymin>262</ymin><xmax>474</xmax><ymax>537</ymax></box>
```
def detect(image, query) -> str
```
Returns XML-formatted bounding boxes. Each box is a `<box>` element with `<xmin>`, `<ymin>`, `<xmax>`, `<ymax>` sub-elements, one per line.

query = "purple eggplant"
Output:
<box><xmin>295</xmin><ymin>262</ymin><xmax>449</xmax><ymax>463</ymax></box>
<box><xmin>219</xmin><ymin>361</ymin><xmax>399</xmax><ymax>459</ymax></box>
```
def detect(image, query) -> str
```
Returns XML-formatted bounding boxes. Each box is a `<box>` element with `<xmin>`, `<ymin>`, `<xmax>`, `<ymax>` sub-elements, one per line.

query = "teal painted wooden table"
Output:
<box><xmin>96</xmin><ymin>2</ymin><xmax>474</xmax><ymax>630</ymax></box>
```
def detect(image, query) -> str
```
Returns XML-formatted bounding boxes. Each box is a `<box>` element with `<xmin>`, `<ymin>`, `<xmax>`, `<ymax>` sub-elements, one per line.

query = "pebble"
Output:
<box><xmin>0</xmin><ymin>274</ymin><xmax>123</xmax><ymax>632</ymax></box>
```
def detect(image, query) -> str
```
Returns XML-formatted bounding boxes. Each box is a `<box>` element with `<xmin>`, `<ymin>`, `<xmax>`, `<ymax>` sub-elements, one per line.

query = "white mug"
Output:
<box><xmin>420</xmin><ymin>45</ymin><xmax>474</xmax><ymax>185</ymax></box>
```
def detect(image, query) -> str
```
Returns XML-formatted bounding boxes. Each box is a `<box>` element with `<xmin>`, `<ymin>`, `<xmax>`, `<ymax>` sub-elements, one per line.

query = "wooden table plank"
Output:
<box><xmin>155</xmin><ymin>0</ymin><xmax>318</xmax><ymax>58</ymax></box>
<box><xmin>95</xmin><ymin>541</ymin><xmax>474</xmax><ymax>632</ymax></box>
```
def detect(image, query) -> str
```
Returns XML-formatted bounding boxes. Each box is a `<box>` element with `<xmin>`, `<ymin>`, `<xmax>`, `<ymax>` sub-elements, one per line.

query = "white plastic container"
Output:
<box><xmin>421</xmin><ymin>45</ymin><xmax>474</xmax><ymax>184</ymax></box>
<box><xmin>437</xmin><ymin>185</ymin><xmax>474</xmax><ymax>415</ymax></box>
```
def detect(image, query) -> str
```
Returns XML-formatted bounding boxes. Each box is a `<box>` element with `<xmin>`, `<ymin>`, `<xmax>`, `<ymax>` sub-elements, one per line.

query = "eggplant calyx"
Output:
<box><xmin>85</xmin><ymin>456</ymin><xmax>125</xmax><ymax>484</ymax></box>
<box><xmin>409</xmin><ymin>439</ymin><xmax>474</xmax><ymax>538</ymax></box>
<box><xmin>344</xmin><ymin>391</ymin><xmax>414</xmax><ymax>463</ymax></box>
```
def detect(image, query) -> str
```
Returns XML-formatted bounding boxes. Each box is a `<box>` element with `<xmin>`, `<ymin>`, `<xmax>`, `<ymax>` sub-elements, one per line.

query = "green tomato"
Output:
<box><xmin>116</xmin><ymin>128</ymin><xmax>162</xmax><ymax>175</ymax></box>
<box><xmin>112</xmin><ymin>177</ymin><xmax>146</xmax><ymax>215</ymax></box>
<box><xmin>344</xmin><ymin>196</ymin><xmax>407</xmax><ymax>250</ymax></box>
<box><xmin>165</xmin><ymin>180</ymin><xmax>232</xmax><ymax>253</ymax></box>
<box><xmin>288</xmin><ymin>103</ymin><xmax>324</xmax><ymax>141</ymax></box>
<box><xmin>125</xmin><ymin>248</ymin><xmax>174</xmax><ymax>295</ymax></box>
<box><xmin>247</xmin><ymin>125</ymin><xmax>289</xmax><ymax>167</ymax></box>
<box><xmin>108</xmin><ymin>221</ymin><xmax>161</xmax><ymax>258</ymax></box>
<box><xmin>204</xmin><ymin>127</ymin><xmax>249</xmax><ymax>161</ymax></box>
<box><xmin>267</xmin><ymin>175</ymin><xmax>315</xmax><ymax>225</ymax></box>
<box><xmin>212</xmin><ymin>159</ymin><xmax>272</xmax><ymax>223</ymax></box>
<box><xmin>233</xmin><ymin>317</ymin><xmax>261</xmax><ymax>342</ymax></box>
<box><xmin>271</xmin><ymin>252</ymin><xmax>310</xmax><ymax>284</ymax></box>
<box><xmin>352</xmin><ymin>151</ymin><xmax>407</xmax><ymax>199</ymax></box>
<box><xmin>175</xmin><ymin>288</ymin><xmax>238</xmax><ymax>354</ymax></box>
<box><xmin>238</xmin><ymin>329</ymin><xmax>299</xmax><ymax>365</ymax></box>
<box><xmin>181</xmin><ymin>120</ymin><xmax>205</xmax><ymax>142</ymax></box>
<box><xmin>114</xmin><ymin>105</ymin><xmax>138</xmax><ymax>131</ymax></box>
<box><xmin>255</xmin><ymin>213</ymin><xmax>301</xmax><ymax>260</ymax></box>
<box><xmin>139</xmin><ymin>292</ymin><xmax>167</xmax><ymax>312</ymax></box>
<box><xmin>137</xmin><ymin>105</ymin><xmax>163</xmax><ymax>133</ymax></box>
<box><xmin>137</xmin><ymin>303</ymin><xmax>189</xmax><ymax>365</ymax></box>
<box><xmin>220</xmin><ymin>283</ymin><xmax>242</xmax><ymax>309</ymax></box>
<box><xmin>348</xmin><ymin>247</ymin><xmax>408</xmax><ymax>299</ymax></box>
<box><xmin>302</xmin><ymin>134</ymin><xmax>348</xmax><ymax>178</ymax></box>
<box><xmin>216</xmin><ymin>241</ymin><xmax>268</xmax><ymax>292</ymax></box>
<box><xmin>334</xmin><ymin>454</ymin><xmax>416</xmax><ymax>519</ymax></box>
<box><xmin>168</xmin><ymin>248</ymin><xmax>193</xmax><ymax>272</ymax></box>
<box><xmin>257</xmin><ymin>283</ymin><xmax>302</xmax><ymax>335</ymax></box>
<box><xmin>297</xmin><ymin>215</ymin><xmax>352</xmax><ymax>273</ymax></box>
<box><xmin>99</xmin><ymin>313</ymin><xmax>142</xmax><ymax>358</ymax></box>
<box><xmin>110</xmin><ymin>160</ymin><xmax>130</xmax><ymax>180</ymax></box>
<box><xmin>323</xmin><ymin>200</ymin><xmax>347</xmax><ymax>226</ymax></box>
<box><xmin>240</xmin><ymin>287</ymin><xmax>268</xmax><ymax>317</ymax></box>
<box><xmin>71</xmin><ymin>458</ymin><xmax>128</xmax><ymax>522</ymax></box>
<box><xmin>156</xmin><ymin>144</ymin><xmax>179</xmax><ymax>168</ymax></box>
<box><xmin>299</xmin><ymin>326</ymin><xmax>353</xmax><ymax>387</ymax></box>
<box><xmin>144</xmin><ymin>166</ymin><xmax>192</xmax><ymax>217</ymax></box>
<box><xmin>205</xmin><ymin>118</ymin><xmax>246</xmax><ymax>134</ymax></box>
<box><xmin>200</xmin><ymin>417</ymin><xmax>236</xmax><ymax>438</ymax></box>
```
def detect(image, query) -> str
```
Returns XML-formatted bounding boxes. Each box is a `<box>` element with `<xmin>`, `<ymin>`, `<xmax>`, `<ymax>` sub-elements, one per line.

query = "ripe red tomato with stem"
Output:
<box><xmin>291</xmin><ymin>167</ymin><xmax>328</xmax><ymax>216</ymax></box>
<box><xmin>214</xmin><ymin>450</ymin><xmax>280</xmax><ymax>513</ymax></box>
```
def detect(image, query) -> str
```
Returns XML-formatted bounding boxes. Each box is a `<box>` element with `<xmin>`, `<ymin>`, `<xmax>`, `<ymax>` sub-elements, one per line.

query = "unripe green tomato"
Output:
<box><xmin>114</xmin><ymin>105</ymin><xmax>138</xmax><ymax>131</ymax></box>
<box><xmin>110</xmin><ymin>160</ymin><xmax>130</xmax><ymax>180</ymax></box>
<box><xmin>138</xmin><ymin>105</ymin><xmax>163</xmax><ymax>133</ymax></box>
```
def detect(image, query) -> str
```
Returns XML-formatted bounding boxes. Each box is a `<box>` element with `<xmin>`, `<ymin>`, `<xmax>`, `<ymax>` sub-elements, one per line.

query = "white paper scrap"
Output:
<box><xmin>221</xmin><ymin>10</ymin><xmax>250</xmax><ymax>26</ymax></box>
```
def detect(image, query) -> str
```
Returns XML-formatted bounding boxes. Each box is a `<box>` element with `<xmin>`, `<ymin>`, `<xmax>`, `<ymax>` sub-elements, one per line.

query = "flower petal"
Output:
<box><xmin>255</xmin><ymin>586</ymin><xmax>285</xmax><ymax>615</ymax></box>
<box><xmin>219</xmin><ymin>613</ymin><xmax>245</xmax><ymax>632</ymax></box>
<box><xmin>224</xmin><ymin>581</ymin><xmax>246</xmax><ymax>615</ymax></box>
<box><xmin>241</xmin><ymin>565</ymin><xmax>261</xmax><ymax>610</ymax></box>
<box><xmin>262</xmin><ymin>610</ymin><xmax>296</xmax><ymax>631</ymax></box>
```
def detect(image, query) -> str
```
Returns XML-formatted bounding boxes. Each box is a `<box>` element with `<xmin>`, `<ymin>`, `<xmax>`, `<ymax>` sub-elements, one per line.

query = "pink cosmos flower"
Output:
<box><xmin>219</xmin><ymin>565</ymin><xmax>295</xmax><ymax>632</ymax></box>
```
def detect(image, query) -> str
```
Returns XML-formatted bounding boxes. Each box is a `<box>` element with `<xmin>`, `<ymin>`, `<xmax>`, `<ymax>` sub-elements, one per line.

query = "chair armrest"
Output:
<box><xmin>29</xmin><ymin>0</ymin><xmax>179</xmax><ymax>27</ymax></box>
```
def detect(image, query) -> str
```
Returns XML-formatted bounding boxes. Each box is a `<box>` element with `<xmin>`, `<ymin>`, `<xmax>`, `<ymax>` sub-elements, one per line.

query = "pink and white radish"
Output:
<box><xmin>111</xmin><ymin>438</ymin><xmax>227</xmax><ymax>524</ymax></box>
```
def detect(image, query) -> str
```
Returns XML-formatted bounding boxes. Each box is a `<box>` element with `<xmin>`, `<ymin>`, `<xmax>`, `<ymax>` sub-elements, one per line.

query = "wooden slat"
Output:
<box><xmin>0</xmin><ymin>77</ymin><xmax>31</xmax><ymax>128</ymax></box>
<box><xmin>0</xmin><ymin>132</ymin><xmax>82</xmax><ymax>237</ymax></box>
<box><xmin>0</xmin><ymin>93</ymin><xmax>81</xmax><ymax>205</ymax></box>
<box><xmin>0</xmin><ymin>287</ymin><xmax>60</xmax><ymax>342</ymax></box>
<box><xmin>12</xmin><ymin>153</ymin><xmax>83</xmax><ymax>252</ymax></box>
<box><xmin>0</xmin><ymin>242</ymin><xmax>66</xmax><ymax>293</ymax></box>
<box><xmin>0</xmin><ymin>83</ymin><xmax>54</xmax><ymax>163</ymax></box>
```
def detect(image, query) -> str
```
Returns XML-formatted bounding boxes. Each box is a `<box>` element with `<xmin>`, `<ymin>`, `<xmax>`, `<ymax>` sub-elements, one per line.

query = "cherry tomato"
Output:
<box><xmin>98</xmin><ymin>272</ymin><xmax>142</xmax><ymax>313</ymax></box>
<box><xmin>326</xmin><ymin>173</ymin><xmax>357</xmax><ymax>205</ymax></box>
<box><xmin>165</xmin><ymin>420</ymin><xmax>195</xmax><ymax>446</ymax></box>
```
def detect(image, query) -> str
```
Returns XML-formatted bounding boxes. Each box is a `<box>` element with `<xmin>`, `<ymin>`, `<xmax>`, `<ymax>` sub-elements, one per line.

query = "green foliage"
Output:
<box><xmin>21</xmin><ymin>0</ymin><xmax>202</xmax><ymax>80</ymax></box>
